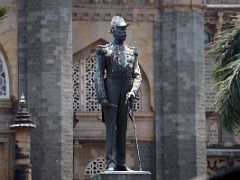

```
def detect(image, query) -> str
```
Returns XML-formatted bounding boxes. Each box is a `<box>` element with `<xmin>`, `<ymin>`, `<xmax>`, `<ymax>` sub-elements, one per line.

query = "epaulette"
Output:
<box><xmin>125</xmin><ymin>44</ymin><xmax>138</xmax><ymax>56</ymax></box>
<box><xmin>96</xmin><ymin>44</ymin><xmax>110</xmax><ymax>55</ymax></box>
<box><xmin>133</xmin><ymin>48</ymin><xmax>138</xmax><ymax>56</ymax></box>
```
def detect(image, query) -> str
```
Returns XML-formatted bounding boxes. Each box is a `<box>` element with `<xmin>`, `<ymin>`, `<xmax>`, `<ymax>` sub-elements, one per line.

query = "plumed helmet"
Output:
<box><xmin>109</xmin><ymin>16</ymin><xmax>129</xmax><ymax>33</ymax></box>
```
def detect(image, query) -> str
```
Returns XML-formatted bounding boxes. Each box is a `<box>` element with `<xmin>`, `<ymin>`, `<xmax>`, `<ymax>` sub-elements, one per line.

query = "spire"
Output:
<box><xmin>9</xmin><ymin>93</ymin><xmax>36</xmax><ymax>129</ymax></box>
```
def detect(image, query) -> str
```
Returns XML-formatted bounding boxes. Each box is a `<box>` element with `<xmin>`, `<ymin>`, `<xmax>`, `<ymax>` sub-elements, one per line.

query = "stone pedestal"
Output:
<box><xmin>13</xmin><ymin>129</ymin><xmax>33</xmax><ymax>180</ymax></box>
<box><xmin>91</xmin><ymin>171</ymin><xmax>151</xmax><ymax>180</ymax></box>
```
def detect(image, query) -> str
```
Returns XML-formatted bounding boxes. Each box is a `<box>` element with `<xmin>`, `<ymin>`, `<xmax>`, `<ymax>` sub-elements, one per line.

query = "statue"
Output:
<box><xmin>94</xmin><ymin>16</ymin><xmax>142</xmax><ymax>171</ymax></box>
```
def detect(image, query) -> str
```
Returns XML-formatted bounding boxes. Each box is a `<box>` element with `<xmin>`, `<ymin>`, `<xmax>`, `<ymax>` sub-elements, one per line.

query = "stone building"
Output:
<box><xmin>0</xmin><ymin>0</ymin><xmax>240</xmax><ymax>180</ymax></box>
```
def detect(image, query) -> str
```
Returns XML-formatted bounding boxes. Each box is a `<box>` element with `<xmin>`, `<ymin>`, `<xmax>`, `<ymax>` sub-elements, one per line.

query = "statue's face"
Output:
<box><xmin>112</xmin><ymin>26</ymin><xmax>127</xmax><ymax>42</ymax></box>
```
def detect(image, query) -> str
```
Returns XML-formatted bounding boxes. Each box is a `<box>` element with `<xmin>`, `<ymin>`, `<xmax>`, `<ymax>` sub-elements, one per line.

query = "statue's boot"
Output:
<box><xmin>106</xmin><ymin>162</ymin><xmax>116</xmax><ymax>171</ymax></box>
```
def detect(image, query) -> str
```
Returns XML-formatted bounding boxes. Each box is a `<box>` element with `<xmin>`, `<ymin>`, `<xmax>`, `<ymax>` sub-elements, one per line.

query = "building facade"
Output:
<box><xmin>0</xmin><ymin>0</ymin><xmax>240</xmax><ymax>179</ymax></box>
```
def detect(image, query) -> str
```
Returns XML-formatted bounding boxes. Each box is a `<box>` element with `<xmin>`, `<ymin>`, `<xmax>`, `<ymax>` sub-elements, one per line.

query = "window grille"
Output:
<box><xmin>85</xmin><ymin>156</ymin><xmax>106</xmax><ymax>177</ymax></box>
<box><xmin>85</xmin><ymin>54</ymin><xmax>101</xmax><ymax>112</ymax></box>
<box><xmin>0</xmin><ymin>52</ymin><xmax>9</xmax><ymax>99</ymax></box>
<box><xmin>73</xmin><ymin>64</ymin><xmax>80</xmax><ymax>111</ymax></box>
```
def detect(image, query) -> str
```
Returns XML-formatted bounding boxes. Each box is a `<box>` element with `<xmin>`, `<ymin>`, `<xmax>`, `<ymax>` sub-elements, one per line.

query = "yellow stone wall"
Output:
<box><xmin>73</xmin><ymin>140</ymin><xmax>135</xmax><ymax>179</ymax></box>
<box><xmin>0</xmin><ymin>133</ymin><xmax>14</xmax><ymax>179</ymax></box>
<box><xmin>0</xmin><ymin>0</ymin><xmax>18</xmax><ymax>100</ymax></box>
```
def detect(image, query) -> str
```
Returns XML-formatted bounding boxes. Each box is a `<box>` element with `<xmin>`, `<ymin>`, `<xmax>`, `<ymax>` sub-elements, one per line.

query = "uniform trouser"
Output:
<box><xmin>103</xmin><ymin>77</ymin><xmax>132</xmax><ymax>167</ymax></box>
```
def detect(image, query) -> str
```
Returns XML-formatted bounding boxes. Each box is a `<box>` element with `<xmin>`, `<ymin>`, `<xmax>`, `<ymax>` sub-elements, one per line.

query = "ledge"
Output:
<box><xmin>0</xmin><ymin>100</ymin><xmax>11</xmax><ymax>109</ymax></box>
<box><xmin>96</xmin><ymin>171</ymin><xmax>151</xmax><ymax>175</ymax></box>
<box><xmin>75</xmin><ymin>111</ymin><xmax>155</xmax><ymax>121</ymax></box>
<box><xmin>206</xmin><ymin>4</ymin><xmax>240</xmax><ymax>10</ymax></box>
<box><xmin>207</xmin><ymin>149</ymin><xmax>240</xmax><ymax>156</ymax></box>
<box><xmin>91</xmin><ymin>171</ymin><xmax>151</xmax><ymax>180</ymax></box>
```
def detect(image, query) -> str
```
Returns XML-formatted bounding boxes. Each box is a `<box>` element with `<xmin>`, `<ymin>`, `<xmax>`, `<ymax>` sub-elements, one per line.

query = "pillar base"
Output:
<box><xmin>91</xmin><ymin>171</ymin><xmax>151</xmax><ymax>180</ymax></box>
<box><xmin>14</xmin><ymin>164</ymin><xmax>31</xmax><ymax>180</ymax></box>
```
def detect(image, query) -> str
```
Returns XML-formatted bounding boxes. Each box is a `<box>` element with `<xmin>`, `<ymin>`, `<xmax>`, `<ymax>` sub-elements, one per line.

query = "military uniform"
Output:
<box><xmin>94</xmin><ymin>42</ymin><xmax>142</xmax><ymax>170</ymax></box>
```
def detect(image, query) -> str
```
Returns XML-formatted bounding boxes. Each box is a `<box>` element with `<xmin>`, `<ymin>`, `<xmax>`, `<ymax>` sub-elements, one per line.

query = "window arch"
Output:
<box><xmin>0</xmin><ymin>50</ymin><xmax>9</xmax><ymax>99</ymax></box>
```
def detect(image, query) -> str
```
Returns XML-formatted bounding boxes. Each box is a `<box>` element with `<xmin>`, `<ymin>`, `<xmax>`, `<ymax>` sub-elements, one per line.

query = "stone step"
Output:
<box><xmin>91</xmin><ymin>171</ymin><xmax>151</xmax><ymax>180</ymax></box>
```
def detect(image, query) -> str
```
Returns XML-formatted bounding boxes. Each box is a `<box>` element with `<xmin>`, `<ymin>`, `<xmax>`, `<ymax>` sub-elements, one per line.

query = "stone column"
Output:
<box><xmin>155</xmin><ymin>1</ymin><xmax>206</xmax><ymax>180</ymax></box>
<box><xmin>24</xmin><ymin>0</ymin><xmax>73</xmax><ymax>179</ymax></box>
<box><xmin>18</xmin><ymin>0</ymin><xmax>28</xmax><ymax>98</ymax></box>
<box><xmin>10</xmin><ymin>94</ymin><xmax>36</xmax><ymax>180</ymax></box>
<box><xmin>214</xmin><ymin>12</ymin><xmax>223</xmax><ymax>38</ymax></box>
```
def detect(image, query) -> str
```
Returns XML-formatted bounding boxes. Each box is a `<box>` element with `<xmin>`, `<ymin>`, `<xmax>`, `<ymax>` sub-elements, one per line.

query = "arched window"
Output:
<box><xmin>205</xmin><ymin>30</ymin><xmax>212</xmax><ymax>44</ymax></box>
<box><xmin>0</xmin><ymin>51</ymin><xmax>9</xmax><ymax>99</ymax></box>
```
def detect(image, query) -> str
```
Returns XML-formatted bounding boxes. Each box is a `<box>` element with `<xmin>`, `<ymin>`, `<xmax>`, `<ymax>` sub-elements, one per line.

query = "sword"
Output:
<box><xmin>106</xmin><ymin>102</ymin><xmax>118</xmax><ymax>108</ymax></box>
<box><xmin>126</xmin><ymin>99</ymin><xmax>142</xmax><ymax>171</ymax></box>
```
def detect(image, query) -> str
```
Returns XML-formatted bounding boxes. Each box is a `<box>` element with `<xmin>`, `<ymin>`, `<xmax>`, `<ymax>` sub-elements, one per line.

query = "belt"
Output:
<box><xmin>107</xmin><ymin>73</ymin><xmax>133</xmax><ymax>80</ymax></box>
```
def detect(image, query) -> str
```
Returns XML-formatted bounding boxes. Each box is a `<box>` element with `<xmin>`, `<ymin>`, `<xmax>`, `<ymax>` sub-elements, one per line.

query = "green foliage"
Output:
<box><xmin>0</xmin><ymin>5</ymin><xmax>8</xmax><ymax>20</ymax></box>
<box><xmin>210</xmin><ymin>18</ymin><xmax>240</xmax><ymax>133</ymax></box>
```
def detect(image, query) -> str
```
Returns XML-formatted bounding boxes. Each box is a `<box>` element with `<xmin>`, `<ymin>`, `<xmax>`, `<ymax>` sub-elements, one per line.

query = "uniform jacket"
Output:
<box><xmin>94</xmin><ymin>42</ymin><xmax>142</xmax><ymax>103</ymax></box>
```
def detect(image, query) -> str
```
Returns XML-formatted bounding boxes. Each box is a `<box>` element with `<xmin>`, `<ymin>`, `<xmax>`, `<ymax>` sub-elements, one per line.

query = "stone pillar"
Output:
<box><xmin>10</xmin><ymin>94</ymin><xmax>36</xmax><ymax>180</ymax></box>
<box><xmin>24</xmin><ymin>0</ymin><xmax>73</xmax><ymax>179</ymax></box>
<box><xmin>155</xmin><ymin>1</ymin><xmax>206</xmax><ymax>180</ymax></box>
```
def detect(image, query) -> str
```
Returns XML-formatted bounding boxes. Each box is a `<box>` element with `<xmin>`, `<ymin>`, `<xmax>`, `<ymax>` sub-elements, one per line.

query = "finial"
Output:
<box><xmin>9</xmin><ymin>93</ymin><xmax>36</xmax><ymax>129</ymax></box>
<box><xmin>20</xmin><ymin>93</ymin><xmax>26</xmax><ymax>103</ymax></box>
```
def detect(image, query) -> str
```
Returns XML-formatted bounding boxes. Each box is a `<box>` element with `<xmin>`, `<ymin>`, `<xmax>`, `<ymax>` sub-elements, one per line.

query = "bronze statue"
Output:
<box><xmin>94</xmin><ymin>16</ymin><xmax>142</xmax><ymax>171</ymax></box>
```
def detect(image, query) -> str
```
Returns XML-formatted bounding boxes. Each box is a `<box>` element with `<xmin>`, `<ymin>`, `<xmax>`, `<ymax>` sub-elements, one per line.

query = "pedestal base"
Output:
<box><xmin>91</xmin><ymin>171</ymin><xmax>151</xmax><ymax>180</ymax></box>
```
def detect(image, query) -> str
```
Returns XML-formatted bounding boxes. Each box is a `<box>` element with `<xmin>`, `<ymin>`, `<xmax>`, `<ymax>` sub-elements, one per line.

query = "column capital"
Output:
<box><xmin>161</xmin><ymin>0</ymin><xmax>206</xmax><ymax>13</ymax></box>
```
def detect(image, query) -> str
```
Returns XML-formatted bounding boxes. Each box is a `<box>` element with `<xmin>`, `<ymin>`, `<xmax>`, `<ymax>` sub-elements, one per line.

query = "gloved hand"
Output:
<box><xmin>126</xmin><ymin>91</ymin><xmax>135</xmax><ymax>102</ymax></box>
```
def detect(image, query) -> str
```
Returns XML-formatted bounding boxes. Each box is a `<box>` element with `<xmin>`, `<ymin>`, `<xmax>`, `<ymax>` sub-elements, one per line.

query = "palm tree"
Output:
<box><xmin>210</xmin><ymin>16</ymin><xmax>240</xmax><ymax>133</ymax></box>
<box><xmin>0</xmin><ymin>6</ymin><xmax>8</xmax><ymax>20</ymax></box>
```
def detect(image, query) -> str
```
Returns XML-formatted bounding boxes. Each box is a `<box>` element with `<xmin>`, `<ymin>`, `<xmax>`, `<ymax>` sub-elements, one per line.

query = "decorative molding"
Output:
<box><xmin>73</xmin><ymin>139</ymin><xmax>83</xmax><ymax>149</ymax></box>
<box><xmin>207</xmin><ymin>155</ymin><xmax>240</xmax><ymax>176</ymax></box>
<box><xmin>75</xmin><ymin>111</ymin><xmax>154</xmax><ymax>121</ymax></box>
<box><xmin>222</xmin><ymin>12</ymin><xmax>238</xmax><ymax>25</ymax></box>
<box><xmin>207</xmin><ymin>0</ymin><xmax>240</xmax><ymax>5</ymax></box>
<box><xmin>72</xmin><ymin>8</ymin><xmax>161</xmax><ymax>22</ymax></box>
<box><xmin>206</xmin><ymin>4</ymin><xmax>240</xmax><ymax>10</ymax></box>
<box><xmin>162</xmin><ymin>3</ymin><xmax>205</xmax><ymax>13</ymax></box>
<box><xmin>0</xmin><ymin>100</ymin><xmax>11</xmax><ymax>110</ymax></box>
<box><xmin>73</xmin><ymin>0</ymin><xmax>157</xmax><ymax>6</ymax></box>
<box><xmin>205</xmin><ymin>13</ymin><xmax>217</xmax><ymax>25</ymax></box>
<box><xmin>234</xmin><ymin>131</ymin><xmax>240</xmax><ymax>145</ymax></box>
<box><xmin>207</xmin><ymin>149</ymin><xmax>240</xmax><ymax>156</ymax></box>
<box><xmin>207</xmin><ymin>156</ymin><xmax>228</xmax><ymax>176</ymax></box>
<box><xmin>204</xmin><ymin>12</ymin><xmax>237</xmax><ymax>26</ymax></box>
